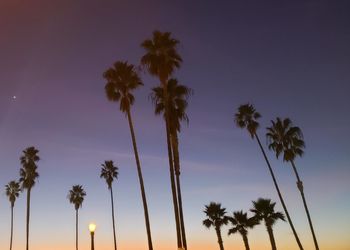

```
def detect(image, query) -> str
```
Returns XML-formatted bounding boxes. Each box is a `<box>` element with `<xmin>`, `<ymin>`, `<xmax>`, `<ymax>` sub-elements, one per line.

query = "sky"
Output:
<box><xmin>0</xmin><ymin>0</ymin><xmax>350</xmax><ymax>249</ymax></box>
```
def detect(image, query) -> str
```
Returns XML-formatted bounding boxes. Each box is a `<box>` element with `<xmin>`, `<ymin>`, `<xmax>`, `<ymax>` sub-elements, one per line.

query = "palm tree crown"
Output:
<box><xmin>266</xmin><ymin>117</ymin><xmax>305</xmax><ymax>162</ymax></box>
<box><xmin>19</xmin><ymin>146</ymin><xmax>40</xmax><ymax>189</ymax></box>
<box><xmin>20</xmin><ymin>146</ymin><xmax>40</xmax><ymax>165</ymax></box>
<box><xmin>251</xmin><ymin>198</ymin><xmax>285</xmax><ymax>227</ymax></box>
<box><xmin>151</xmin><ymin>78</ymin><xmax>192</xmax><ymax>132</ymax></box>
<box><xmin>234</xmin><ymin>104</ymin><xmax>261</xmax><ymax>138</ymax></box>
<box><xmin>104</xmin><ymin>61</ymin><xmax>143</xmax><ymax>113</ymax></box>
<box><xmin>100</xmin><ymin>160</ymin><xmax>119</xmax><ymax>189</ymax></box>
<box><xmin>5</xmin><ymin>181</ymin><xmax>21</xmax><ymax>207</ymax></box>
<box><xmin>203</xmin><ymin>202</ymin><xmax>229</xmax><ymax>229</ymax></box>
<box><xmin>228</xmin><ymin>210</ymin><xmax>258</xmax><ymax>236</ymax></box>
<box><xmin>68</xmin><ymin>185</ymin><xmax>86</xmax><ymax>210</ymax></box>
<box><xmin>141</xmin><ymin>30</ymin><xmax>182</xmax><ymax>82</ymax></box>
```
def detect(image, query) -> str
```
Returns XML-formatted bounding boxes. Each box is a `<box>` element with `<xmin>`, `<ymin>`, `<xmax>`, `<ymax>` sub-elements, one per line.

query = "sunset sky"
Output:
<box><xmin>0</xmin><ymin>1</ymin><xmax>349</xmax><ymax>250</ymax></box>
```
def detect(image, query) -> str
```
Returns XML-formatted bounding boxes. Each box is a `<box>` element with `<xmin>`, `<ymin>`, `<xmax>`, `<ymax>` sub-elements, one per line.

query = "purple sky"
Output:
<box><xmin>1</xmin><ymin>1</ymin><xmax>350</xmax><ymax>249</ymax></box>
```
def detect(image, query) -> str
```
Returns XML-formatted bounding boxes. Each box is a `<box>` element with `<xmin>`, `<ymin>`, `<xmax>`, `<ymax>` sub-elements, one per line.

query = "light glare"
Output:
<box><xmin>89</xmin><ymin>223</ymin><xmax>96</xmax><ymax>232</ymax></box>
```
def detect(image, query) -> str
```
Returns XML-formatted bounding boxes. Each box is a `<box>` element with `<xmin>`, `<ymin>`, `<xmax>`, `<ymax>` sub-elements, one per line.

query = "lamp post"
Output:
<box><xmin>89</xmin><ymin>223</ymin><xmax>96</xmax><ymax>250</ymax></box>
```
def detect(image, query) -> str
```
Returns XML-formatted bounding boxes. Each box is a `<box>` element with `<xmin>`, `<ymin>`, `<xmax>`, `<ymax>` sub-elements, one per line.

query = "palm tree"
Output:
<box><xmin>141</xmin><ymin>30</ymin><xmax>183</xmax><ymax>248</ymax></box>
<box><xmin>100</xmin><ymin>160</ymin><xmax>119</xmax><ymax>250</ymax></box>
<box><xmin>150</xmin><ymin>78</ymin><xmax>192</xmax><ymax>249</ymax></box>
<box><xmin>5</xmin><ymin>180</ymin><xmax>21</xmax><ymax>250</ymax></box>
<box><xmin>67</xmin><ymin>185</ymin><xmax>86</xmax><ymax>250</ymax></box>
<box><xmin>19</xmin><ymin>146</ymin><xmax>40</xmax><ymax>250</ymax></box>
<box><xmin>104</xmin><ymin>61</ymin><xmax>153</xmax><ymax>250</ymax></box>
<box><xmin>267</xmin><ymin>117</ymin><xmax>319</xmax><ymax>249</ymax></box>
<box><xmin>228</xmin><ymin>210</ymin><xmax>258</xmax><ymax>250</ymax></box>
<box><xmin>251</xmin><ymin>198</ymin><xmax>285</xmax><ymax>250</ymax></box>
<box><xmin>234</xmin><ymin>104</ymin><xmax>303</xmax><ymax>250</ymax></box>
<box><xmin>202</xmin><ymin>202</ymin><xmax>229</xmax><ymax>250</ymax></box>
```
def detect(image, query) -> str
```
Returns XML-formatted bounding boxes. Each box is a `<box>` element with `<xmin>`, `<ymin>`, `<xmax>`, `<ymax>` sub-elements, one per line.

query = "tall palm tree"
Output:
<box><xmin>5</xmin><ymin>180</ymin><xmax>21</xmax><ymax>250</ymax></box>
<box><xmin>104</xmin><ymin>61</ymin><xmax>153</xmax><ymax>250</ymax></box>
<box><xmin>67</xmin><ymin>185</ymin><xmax>86</xmax><ymax>250</ymax></box>
<box><xmin>150</xmin><ymin>78</ymin><xmax>192</xmax><ymax>249</ymax></box>
<box><xmin>19</xmin><ymin>146</ymin><xmax>40</xmax><ymax>250</ymax></box>
<box><xmin>228</xmin><ymin>210</ymin><xmax>258</xmax><ymax>250</ymax></box>
<box><xmin>141</xmin><ymin>30</ymin><xmax>183</xmax><ymax>248</ymax></box>
<box><xmin>202</xmin><ymin>202</ymin><xmax>229</xmax><ymax>250</ymax></box>
<box><xmin>234</xmin><ymin>104</ymin><xmax>303</xmax><ymax>250</ymax></box>
<box><xmin>250</xmin><ymin>198</ymin><xmax>285</xmax><ymax>250</ymax></box>
<box><xmin>267</xmin><ymin>117</ymin><xmax>319</xmax><ymax>249</ymax></box>
<box><xmin>100</xmin><ymin>160</ymin><xmax>119</xmax><ymax>250</ymax></box>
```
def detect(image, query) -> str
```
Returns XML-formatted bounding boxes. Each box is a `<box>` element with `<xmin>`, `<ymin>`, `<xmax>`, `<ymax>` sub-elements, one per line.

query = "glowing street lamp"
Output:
<box><xmin>89</xmin><ymin>223</ymin><xmax>96</xmax><ymax>250</ymax></box>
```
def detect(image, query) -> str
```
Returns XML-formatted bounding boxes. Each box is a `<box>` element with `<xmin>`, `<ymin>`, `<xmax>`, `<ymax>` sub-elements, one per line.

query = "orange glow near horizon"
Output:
<box><xmin>19</xmin><ymin>242</ymin><xmax>350</xmax><ymax>250</ymax></box>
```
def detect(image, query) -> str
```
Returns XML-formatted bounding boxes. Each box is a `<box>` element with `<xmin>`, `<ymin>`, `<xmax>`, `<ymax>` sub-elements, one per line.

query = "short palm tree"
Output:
<box><xmin>267</xmin><ymin>117</ymin><xmax>319</xmax><ymax>249</ymax></box>
<box><xmin>150</xmin><ymin>78</ymin><xmax>192</xmax><ymax>249</ymax></box>
<box><xmin>203</xmin><ymin>202</ymin><xmax>229</xmax><ymax>250</ymax></box>
<box><xmin>100</xmin><ymin>160</ymin><xmax>119</xmax><ymax>250</ymax></box>
<box><xmin>228</xmin><ymin>210</ymin><xmax>258</xmax><ymax>250</ymax></box>
<box><xmin>19</xmin><ymin>146</ymin><xmax>40</xmax><ymax>250</ymax></box>
<box><xmin>68</xmin><ymin>185</ymin><xmax>86</xmax><ymax>250</ymax></box>
<box><xmin>5</xmin><ymin>180</ymin><xmax>21</xmax><ymax>250</ymax></box>
<box><xmin>234</xmin><ymin>104</ymin><xmax>303</xmax><ymax>250</ymax></box>
<box><xmin>141</xmin><ymin>30</ymin><xmax>184</xmax><ymax>248</ymax></box>
<box><xmin>104</xmin><ymin>61</ymin><xmax>153</xmax><ymax>250</ymax></box>
<box><xmin>251</xmin><ymin>198</ymin><xmax>285</xmax><ymax>250</ymax></box>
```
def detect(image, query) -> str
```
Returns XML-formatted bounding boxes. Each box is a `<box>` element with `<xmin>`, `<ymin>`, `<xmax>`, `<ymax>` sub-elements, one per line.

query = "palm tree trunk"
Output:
<box><xmin>291</xmin><ymin>160</ymin><xmax>319</xmax><ymax>250</ymax></box>
<box><xmin>26</xmin><ymin>188</ymin><xmax>31</xmax><ymax>250</ymax></box>
<box><xmin>266</xmin><ymin>225</ymin><xmax>277</xmax><ymax>250</ymax></box>
<box><xmin>242</xmin><ymin>234</ymin><xmax>250</xmax><ymax>250</ymax></box>
<box><xmin>76</xmin><ymin>209</ymin><xmax>78</xmax><ymax>250</ymax></box>
<box><xmin>172</xmin><ymin>131</ymin><xmax>187</xmax><ymax>249</ymax></box>
<box><xmin>165</xmin><ymin>121</ymin><xmax>183</xmax><ymax>248</ymax></box>
<box><xmin>215</xmin><ymin>227</ymin><xmax>225</xmax><ymax>250</ymax></box>
<box><xmin>110</xmin><ymin>186</ymin><xmax>118</xmax><ymax>250</ymax></box>
<box><xmin>10</xmin><ymin>204</ymin><xmax>14</xmax><ymax>250</ymax></box>
<box><xmin>254</xmin><ymin>133</ymin><xmax>303</xmax><ymax>250</ymax></box>
<box><xmin>161</xmin><ymin>78</ymin><xmax>183</xmax><ymax>248</ymax></box>
<box><xmin>126</xmin><ymin>108</ymin><xmax>153</xmax><ymax>250</ymax></box>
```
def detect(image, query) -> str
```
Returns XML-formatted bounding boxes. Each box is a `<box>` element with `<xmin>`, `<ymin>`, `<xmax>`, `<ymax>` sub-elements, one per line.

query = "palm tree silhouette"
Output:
<box><xmin>267</xmin><ymin>117</ymin><xmax>319</xmax><ymax>249</ymax></box>
<box><xmin>228</xmin><ymin>210</ymin><xmax>258</xmax><ymax>250</ymax></box>
<box><xmin>234</xmin><ymin>104</ymin><xmax>303</xmax><ymax>249</ymax></box>
<box><xmin>202</xmin><ymin>202</ymin><xmax>229</xmax><ymax>250</ymax></box>
<box><xmin>104</xmin><ymin>61</ymin><xmax>153</xmax><ymax>250</ymax></box>
<box><xmin>150</xmin><ymin>78</ymin><xmax>192</xmax><ymax>249</ymax></box>
<box><xmin>67</xmin><ymin>185</ymin><xmax>86</xmax><ymax>250</ymax></box>
<box><xmin>19</xmin><ymin>146</ymin><xmax>40</xmax><ymax>250</ymax></box>
<box><xmin>100</xmin><ymin>160</ymin><xmax>119</xmax><ymax>250</ymax></box>
<box><xmin>250</xmin><ymin>198</ymin><xmax>285</xmax><ymax>250</ymax></box>
<box><xmin>141</xmin><ymin>30</ymin><xmax>184</xmax><ymax>249</ymax></box>
<box><xmin>5</xmin><ymin>180</ymin><xmax>21</xmax><ymax>250</ymax></box>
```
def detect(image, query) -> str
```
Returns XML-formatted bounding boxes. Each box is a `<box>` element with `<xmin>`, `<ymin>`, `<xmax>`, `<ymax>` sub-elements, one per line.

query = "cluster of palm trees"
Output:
<box><xmin>231</xmin><ymin>103</ymin><xmax>319</xmax><ymax>250</ymax></box>
<box><xmin>5</xmin><ymin>146</ymin><xmax>40</xmax><ymax>250</ymax></box>
<box><xmin>3</xmin><ymin>30</ymin><xmax>191</xmax><ymax>250</ymax></box>
<box><xmin>3</xmin><ymin>30</ymin><xmax>319</xmax><ymax>250</ymax></box>
<box><xmin>103</xmin><ymin>30</ymin><xmax>192</xmax><ymax>250</ymax></box>
<box><xmin>67</xmin><ymin>160</ymin><xmax>118</xmax><ymax>250</ymax></box>
<box><xmin>203</xmin><ymin>198</ymin><xmax>285</xmax><ymax>250</ymax></box>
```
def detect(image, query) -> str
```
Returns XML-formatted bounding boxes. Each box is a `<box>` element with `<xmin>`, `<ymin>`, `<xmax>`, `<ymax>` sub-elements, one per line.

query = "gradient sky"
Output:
<box><xmin>1</xmin><ymin>1</ymin><xmax>350</xmax><ymax>249</ymax></box>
